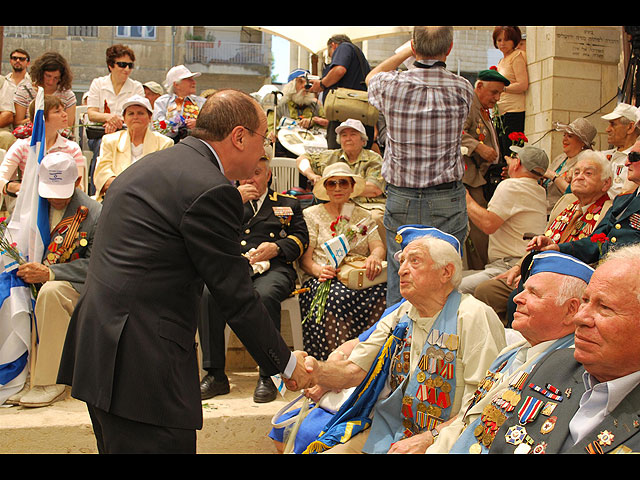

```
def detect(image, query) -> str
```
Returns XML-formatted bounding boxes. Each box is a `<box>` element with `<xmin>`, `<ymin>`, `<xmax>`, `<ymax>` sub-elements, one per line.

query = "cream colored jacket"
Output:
<box><xmin>94</xmin><ymin>128</ymin><xmax>174</xmax><ymax>201</ymax></box>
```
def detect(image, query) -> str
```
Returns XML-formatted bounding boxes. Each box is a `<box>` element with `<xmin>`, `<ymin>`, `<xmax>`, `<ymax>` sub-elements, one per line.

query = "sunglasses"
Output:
<box><xmin>10</xmin><ymin>56</ymin><xmax>28</xmax><ymax>62</ymax></box>
<box><xmin>324</xmin><ymin>179</ymin><xmax>353</xmax><ymax>189</ymax></box>
<box><xmin>115</xmin><ymin>61</ymin><xmax>134</xmax><ymax>69</ymax></box>
<box><xmin>628</xmin><ymin>151</ymin><xmax>640</xmax><ymax>163</ymax></box>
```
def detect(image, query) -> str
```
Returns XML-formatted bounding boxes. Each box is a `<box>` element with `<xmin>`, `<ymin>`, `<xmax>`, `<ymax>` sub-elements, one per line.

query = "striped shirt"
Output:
<box><xmin>1</xmin><ymin>134</ymin><xmax>86</xmax><ymax>189</ymax></box>
<box><xmin>368</xmin><ymin>64</ymin><xmax>474</xmax><ymax>188</ymax></box>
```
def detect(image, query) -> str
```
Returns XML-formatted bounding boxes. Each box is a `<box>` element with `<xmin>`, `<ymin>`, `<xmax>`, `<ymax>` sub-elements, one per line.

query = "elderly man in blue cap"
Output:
<box><xmin>426</xmin><ymin>250</ymin><xmax>593</xmax><ymax>453</ymax></box>
<box><xmin>298</xmin><ymin>225</ymin><xmax>506</xmax><ymax>454</ymax></box>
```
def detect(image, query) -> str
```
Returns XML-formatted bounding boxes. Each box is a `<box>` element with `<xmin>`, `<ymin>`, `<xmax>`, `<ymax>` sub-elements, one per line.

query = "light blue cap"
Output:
<box><xmin>394</xmin><ymin>225</ymin><xmax>462</xmax><ymax>258</ymax></box>
<box><xmin>528</xmin><ymin>251</ymin><xmax>594</xmax><ymax>283</ymax></box>
<box><xmin>287</xmin><ymin>69</ymin><xmax>309</xmax><ymax>82</ymax></box>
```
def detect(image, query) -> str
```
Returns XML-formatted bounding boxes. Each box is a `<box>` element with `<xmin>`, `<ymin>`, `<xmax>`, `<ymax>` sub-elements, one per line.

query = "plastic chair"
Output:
<box><xmin>270</xmin><ymin>157</ymin><xmax>299</xmax><ymax>193</ymax></box>
<box><xmin>223</xmin><ymin>295</ymin><xmax>304</xmax><ymax>352</ymax></box>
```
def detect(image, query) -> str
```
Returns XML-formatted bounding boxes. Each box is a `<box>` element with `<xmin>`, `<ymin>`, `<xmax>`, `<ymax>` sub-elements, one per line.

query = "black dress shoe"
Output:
<box><xmin>200</xmin><ymin>375</ymin><xmax>230</xmax><ymax>400</ymax></box>
<box><xmin>253</xmin><ymin>376</ymin><xmax>277</xmax><ymax>403</ymax></box>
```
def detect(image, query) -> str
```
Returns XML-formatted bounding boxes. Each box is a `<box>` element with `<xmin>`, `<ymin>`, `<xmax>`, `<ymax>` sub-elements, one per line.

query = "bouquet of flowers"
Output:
<box><xmin>508</xmin><ymin>131</ymin><xmax>528</xmax><ymax>156</ymax></box>
<box><xmin>152</xmin><ymin>117</ymin><xmax>186</xmax><ymax>136</ymax></box>
<box><xmin>303</xmin><ymin>216</ymin><xmax>377</xmax><ymax>324</ymax></box>
<box><xmin>0</xmin><ymin>217</ymin><xmax>37</xmax><ymax>298</ymax></box>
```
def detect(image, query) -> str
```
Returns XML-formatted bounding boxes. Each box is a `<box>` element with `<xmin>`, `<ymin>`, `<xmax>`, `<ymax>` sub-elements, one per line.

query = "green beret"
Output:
<box><xmin>478</xmin><ymin>69</ymin><xmax>510</xmax><ymax>86</ymax></box>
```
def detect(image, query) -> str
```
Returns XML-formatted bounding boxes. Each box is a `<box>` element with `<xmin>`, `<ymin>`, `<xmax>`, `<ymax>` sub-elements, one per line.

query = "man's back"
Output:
<box><xmin>368</xmin><ymin>66</ymin><xmax>474</xmax><ymax>188</ymax></box>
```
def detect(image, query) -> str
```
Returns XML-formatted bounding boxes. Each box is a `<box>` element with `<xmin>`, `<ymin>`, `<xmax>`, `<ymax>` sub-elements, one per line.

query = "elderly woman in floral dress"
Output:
<box><xmin>298</xmin><ymin>163</ymin><xmax>387</xmax><ymax>361</ymax></box>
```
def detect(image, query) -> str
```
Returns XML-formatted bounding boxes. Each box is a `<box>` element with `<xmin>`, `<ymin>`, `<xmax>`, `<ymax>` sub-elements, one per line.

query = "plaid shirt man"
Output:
<box><xmin>368</xmin><ymin>62</ymin><xmax>474</xmax><ymax>188</ymax></box>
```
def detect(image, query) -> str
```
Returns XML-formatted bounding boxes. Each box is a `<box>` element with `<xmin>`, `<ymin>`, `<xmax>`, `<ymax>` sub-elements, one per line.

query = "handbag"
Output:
<box><xmin>324</xmin><ymin>87</ymin><xmax>379</xmax><ymax>127</ymax></box>
<box><xmin>85</xmin><ymin>125</ymin><xmax>106</xmax><ymax>139</ymax></box>
<box><xmin>337</xmin><ymin>256</ymin><xmax>387</xmax><ymax>290</ymax></box>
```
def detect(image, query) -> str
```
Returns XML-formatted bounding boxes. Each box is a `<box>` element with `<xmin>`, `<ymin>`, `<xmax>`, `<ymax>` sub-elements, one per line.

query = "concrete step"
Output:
<box><xmin>0</xmin><ymin>369</ymin><xmax>301</xmax><ymax>454</ymax></box>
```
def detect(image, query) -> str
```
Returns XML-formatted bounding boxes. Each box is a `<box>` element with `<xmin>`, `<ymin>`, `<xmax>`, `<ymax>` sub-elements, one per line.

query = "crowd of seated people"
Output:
<box><xmin>2</xmin><ymin>27</ymin><xmax>640</xmax><ymax>456</ymax></box>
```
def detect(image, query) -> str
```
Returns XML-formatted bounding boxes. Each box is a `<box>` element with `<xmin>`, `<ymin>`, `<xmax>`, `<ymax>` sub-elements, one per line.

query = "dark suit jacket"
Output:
<box><xmin>559</xmin><ymin>188</ymin><xmax>640</xmax><ymax>264</ymax></box>
<box><xmin>58</xmin><ymin>136</ymin><xmax>293</xmax><ymax>430</ymax></box>
<box><xmin>489</xmin><ymin>349</ymin><xmax>640</xmax><ymax>454</ymax></box>
<box><xmin>240</xmin><ymin>188</ymin><xmax>308</xmax><ymax>282</ymax></box>
<box><xmin>46</xmin><ymin>188</ymin><xmax>102</xmax><ymax>293</ymax></box>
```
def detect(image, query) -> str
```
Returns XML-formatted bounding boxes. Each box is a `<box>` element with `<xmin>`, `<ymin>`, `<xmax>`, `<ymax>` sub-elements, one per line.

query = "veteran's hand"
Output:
<box><xmin>237</xmin><ymin>184</ymin><xmax>260</xmax><ymax>203</ymax></box>
<box><xmin>388</xmin><ymin>431</ymin><xmax>435</xmax><ymax>454</ymax></box>
<box><xmin>249</xmin><ymin>242</ymin><xmax>279</xmax><ymax>264</ymax></box>
<box><xmin>17</xmin><ymin>262</ymin><xmax>50</xmax><ymax>284</ymax></box>
<box><xmin>526</xmin><ymin>235</ymin><xmax>559</xmax><ymax>252</ymax></box>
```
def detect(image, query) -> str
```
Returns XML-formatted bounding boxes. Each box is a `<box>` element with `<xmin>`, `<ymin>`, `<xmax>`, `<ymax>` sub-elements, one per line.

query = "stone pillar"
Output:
<box><xmin>525</xmin><ymin>26</ymin><xmax>622</xmax><ymax>159</ymax></box>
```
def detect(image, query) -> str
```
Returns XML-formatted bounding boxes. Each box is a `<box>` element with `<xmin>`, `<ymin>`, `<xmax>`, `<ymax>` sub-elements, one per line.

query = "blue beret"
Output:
<box><xmin>287</xmin><ymin>69</ymin><xmax>309</xmax><ymax>82</ymax></box>
<box><xmin>528</xmin><ymin>251</ymin><xmax>594</xmax><ymax>283</ymax></box>
<box><xmin>394</xmin><ymin>225</ymin><xmax>462</xmax><ymax>258</ymax></box>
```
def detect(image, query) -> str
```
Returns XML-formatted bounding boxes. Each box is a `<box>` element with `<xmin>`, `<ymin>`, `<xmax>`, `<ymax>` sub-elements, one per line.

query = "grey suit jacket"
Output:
<box><xmin>47</xmin><ymin>188</ymin><xmax>102</xmax><ymax>293</ymax></box>
<box><xmin>490</xmin><ymin>348</ymin><xmax>640</xmax><ymax>454</ymax></box>
<box><xmin>461</xmin><ymin>93</ymin><xmax>500</xmax><ymax>188</ymax></box>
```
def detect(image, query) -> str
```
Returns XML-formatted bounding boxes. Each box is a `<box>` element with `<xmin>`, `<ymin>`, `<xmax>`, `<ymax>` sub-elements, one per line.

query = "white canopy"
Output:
<box><xmin>248</xmin><ymin>26</ymin><xmax>415</xmax><ymax>55</ymax></box>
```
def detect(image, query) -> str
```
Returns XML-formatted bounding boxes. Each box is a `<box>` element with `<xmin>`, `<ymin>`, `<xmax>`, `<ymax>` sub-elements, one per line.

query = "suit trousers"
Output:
<box><xmin>199</xmin><ymin>269</ymin><xmax>294</xmax><ymax>376</ymax></box>
<box><xmin>32</xmin><ymin>281</ymin><xmax>80</xmax><ymax>386</ymax></box>
<box><xmin>87</xmin><ymin>404</ymin><xmax>196</xmax><ymax>454</ymax></box>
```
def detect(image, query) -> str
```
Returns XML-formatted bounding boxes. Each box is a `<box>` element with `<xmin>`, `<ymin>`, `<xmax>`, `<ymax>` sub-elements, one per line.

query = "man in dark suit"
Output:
<box><xmin>57</xmin><ymin>89</ymin><xmax>314</xmax><ymax>454</ymax></box>
<box><xmin>527</xmin><ymin>139</ymin><xmax>640</xmax><ymax>263</ymax></box>
<box><xmin>489</xmin><ymin>243</ymin><xmax>640</xmax><ymax>454</ymax></box>
<box><xmin>199</xmin><ymin>154</ymin><xmax>309</xmax><ymax>403</ymax></box>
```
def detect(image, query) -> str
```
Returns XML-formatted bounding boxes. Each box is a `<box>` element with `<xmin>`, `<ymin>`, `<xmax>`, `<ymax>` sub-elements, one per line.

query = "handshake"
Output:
<box><xmin>283</xmin><ymin>351</ymin><xmax>319</xmax><ymax>391</ymax></box>
<box><xmin>282</xmin><ymin>349</ymin><xmax>365</xmax><ymax>395</ymax></box>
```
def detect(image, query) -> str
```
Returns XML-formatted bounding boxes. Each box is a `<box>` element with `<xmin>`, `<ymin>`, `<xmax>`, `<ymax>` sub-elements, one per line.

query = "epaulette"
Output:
<box><xmin>269</xmin><ymin>191</ymin><xmax>296</xmax><ymax>201</ymax></box>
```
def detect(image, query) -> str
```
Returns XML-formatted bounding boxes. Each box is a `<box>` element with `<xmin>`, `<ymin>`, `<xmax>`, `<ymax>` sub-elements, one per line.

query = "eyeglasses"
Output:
<box><xmin>628</xmin><ymin>151</ymin><xmax>640</xmax><ymax>163</ymax></box>
<box><xmin>115</xmin><ymin>61</ymin><xmax>134</xmax><ymax>69</ymax></box>
<box><xmin>243</xmin><ymin>126</ymin><xmax>274</xmax><ymax>148</ymax></box>
<box><xmin>324</xmin><ymin>179</ymin><xmax>353</xmax><ymax>189</ymax></box>
<box><xmin>10</xmin><ymin>56</ymin><xmax>28</xmax><ymax>62</ymax></box>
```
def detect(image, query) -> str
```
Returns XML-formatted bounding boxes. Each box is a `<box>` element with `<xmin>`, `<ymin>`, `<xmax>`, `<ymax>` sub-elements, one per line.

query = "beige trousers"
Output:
<box><xmin>31</xmin><ymin>281</ymin><xmax>80</xmax><ymax>386</ymax></box>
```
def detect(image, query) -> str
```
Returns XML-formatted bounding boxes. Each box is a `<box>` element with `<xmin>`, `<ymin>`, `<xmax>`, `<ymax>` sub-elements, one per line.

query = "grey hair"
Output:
<box><xmin>555</xmin><ymin>275</ymin><xmax>588</xmax><ymax>306</ymax></box>
<box><xmin>412</xmin><ymin>26</ymin><xmax>454</xmax><ymax>59</ymax></box>
<box><xmin>574</xmin><ymin>150</ymin><xmax>613</xmax><ymax>182</ymax></box>
<box><xmin>409</xmin><ymin>236</ymin><xmax>462</xmax><ymax>288</ymax></box>
<box><xmin>600</xmin><ymin>244</ymin><xmax>640</xmax><ymax>303</ymax></box>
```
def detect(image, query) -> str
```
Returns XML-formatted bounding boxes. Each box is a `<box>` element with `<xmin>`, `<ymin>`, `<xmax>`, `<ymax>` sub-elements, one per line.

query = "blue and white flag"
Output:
<box><xmin>0</xmin><ymin>87</ymin><xmax>50</xmax><ymax>404</ymax></box>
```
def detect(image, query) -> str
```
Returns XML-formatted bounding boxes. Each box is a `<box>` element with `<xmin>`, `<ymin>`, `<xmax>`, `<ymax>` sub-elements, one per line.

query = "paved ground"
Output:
<box><xmin>0</xmin><ymin>369</ymin><xmax>301</xmax><ymax>454</ymax></box>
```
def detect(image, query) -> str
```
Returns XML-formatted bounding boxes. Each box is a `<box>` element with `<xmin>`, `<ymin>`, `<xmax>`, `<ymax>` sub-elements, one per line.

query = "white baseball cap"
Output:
<box><xmin>164</xmin><ymin>65</ymin><xmax>201</xmax><ymax>89</ymax></box>
<box><xmin>601</xmin><ymin>103</ymin><xmax>638</xmax><ymax>122</ymax></box>
<box><xmin>335</xmin><ymin>118</ymin><xmax>368</xmax><ymax>140</ymax></box>
<box><xmin>120</xmin><ymin>94</ymin><xmax>153</xmax><ymax>115</ymax></box>
<box><xmin>38</xmin><ymin>152</ymin><xmax>78</xmax><ymax>199</ymax></box>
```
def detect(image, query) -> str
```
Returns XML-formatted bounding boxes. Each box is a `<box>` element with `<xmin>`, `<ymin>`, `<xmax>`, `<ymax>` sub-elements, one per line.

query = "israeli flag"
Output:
<box><xmin>0</xmin><ymin>87</ymin><xmax>50</xmax><ymax>404</ymax></box>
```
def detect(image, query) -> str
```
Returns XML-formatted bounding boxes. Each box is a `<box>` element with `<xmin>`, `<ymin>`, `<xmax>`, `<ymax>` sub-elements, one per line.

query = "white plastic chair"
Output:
<box><xmin>270</xmin><ymin>157</ymin><xmax>299</xmax><ymax>193</ymax></box>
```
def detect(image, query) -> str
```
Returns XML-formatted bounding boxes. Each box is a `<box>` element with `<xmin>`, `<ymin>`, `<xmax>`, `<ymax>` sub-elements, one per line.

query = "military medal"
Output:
<box><xmin>597</xmin><ymin>430</ymin><xmax>615</xmax><ymax>446</ymax></box>
<box><xmin>531</xmin><ymin>442</ymin><xmax>547</xmax><ymax>454</ymax></box>
<box><xmin>505</xmin><ymin>425</ymin><xmax>527</xmax><ymax>445</ymax></box>
<box><xmin>517</xmin><ymin>396</ymin><xmax>544</xmax><ymax>425</ymax></box>
<box><xmin>540</xmin><ymin>415</ymin><xmax>557</xmax><ymax>434</ymax></box>
<box><xmin>541</xmin><ymin>401</ymin><xmax>558</xmax><ymax>416</ymax></box>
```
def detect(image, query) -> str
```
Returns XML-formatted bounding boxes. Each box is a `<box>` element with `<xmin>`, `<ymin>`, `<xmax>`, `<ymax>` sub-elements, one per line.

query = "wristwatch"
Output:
<box><xmin>430</xmin><ymin>428</ymin><xmax>439</xmax><ymax>438</ymax></box>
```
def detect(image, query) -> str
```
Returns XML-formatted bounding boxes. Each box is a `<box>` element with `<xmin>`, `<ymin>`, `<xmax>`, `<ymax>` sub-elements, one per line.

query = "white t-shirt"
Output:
<box><xmin>487</xmin><ymin>177</ymin><xmax>547</xmax><ymax>261</ymax></box>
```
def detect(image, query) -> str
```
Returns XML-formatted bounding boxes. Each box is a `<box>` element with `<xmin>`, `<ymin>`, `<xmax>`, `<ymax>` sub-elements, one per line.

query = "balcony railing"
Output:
<box><xmin>185</xmin><ymin>40</ymin><xmax>269</xmax><ymax>66</ymax></box>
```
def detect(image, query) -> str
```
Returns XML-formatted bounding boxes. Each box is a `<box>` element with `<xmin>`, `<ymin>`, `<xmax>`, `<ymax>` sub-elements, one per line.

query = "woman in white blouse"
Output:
<box><xmin>93</xmin><ymin>95</ymin><xmax>173</xmax><ymax>201</ymax></box>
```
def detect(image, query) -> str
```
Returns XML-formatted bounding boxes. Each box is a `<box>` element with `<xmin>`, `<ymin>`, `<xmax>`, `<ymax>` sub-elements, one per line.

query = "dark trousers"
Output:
<box><xmin>199</xmin><ymin>269</ymin><xmax>294</xmax><ymax>377</ymax></box>
<box><xmin>87</xmin><ymin>404</ymin><xmax>196</xmax><ymax>454</ymax></box>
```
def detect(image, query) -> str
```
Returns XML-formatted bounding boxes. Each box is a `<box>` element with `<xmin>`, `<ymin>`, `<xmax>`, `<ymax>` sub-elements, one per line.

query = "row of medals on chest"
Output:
<box><xmin>391</xmin><ymin>331</ymin><xmax>458</xmax><ymax>428</ymax></box>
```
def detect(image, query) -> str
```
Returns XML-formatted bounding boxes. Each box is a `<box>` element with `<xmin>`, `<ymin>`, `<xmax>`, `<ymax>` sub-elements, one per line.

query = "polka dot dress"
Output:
<box><xmin>300</xmin><ymin>278</ymin><xmax>387</xmax><ymax>361</ymax></box>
